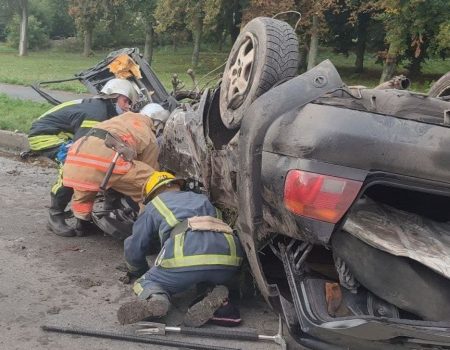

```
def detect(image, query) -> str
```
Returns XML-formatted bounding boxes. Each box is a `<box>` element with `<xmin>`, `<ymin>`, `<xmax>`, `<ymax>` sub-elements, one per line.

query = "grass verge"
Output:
<box><xmin>0</xmin><ymin>93</ymin><xmax>51</xmax><ymax>133</ymax></box>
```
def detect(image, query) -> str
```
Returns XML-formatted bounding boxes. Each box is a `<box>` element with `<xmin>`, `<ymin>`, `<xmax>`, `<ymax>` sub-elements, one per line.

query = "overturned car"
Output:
<box><xmin>37</xmin><ymin>17</ymin><xmax>450</xmax><ymax>350</ymax></box>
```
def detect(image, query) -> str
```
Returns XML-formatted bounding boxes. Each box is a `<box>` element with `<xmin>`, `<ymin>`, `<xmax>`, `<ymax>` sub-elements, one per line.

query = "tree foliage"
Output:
<box><xmin>6</xmin><ymin>14</ymin><xmax>49</xmax><ymax>50</ymax></box>
<box><xmin>376</xmin><ymin>0</ymin><xmax>450</xmax><ymax>80</ymax></box>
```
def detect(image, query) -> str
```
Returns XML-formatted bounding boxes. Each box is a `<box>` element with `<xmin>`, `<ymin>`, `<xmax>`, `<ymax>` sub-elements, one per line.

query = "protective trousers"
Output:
<box><xmin>132</xmin><ymin>266</ymin><xmax>237</xmax><ymax>300</ymax></box>
<box><xmin>71</xmin><ymin>160</ymin><xmax>153</xmax><ymax>220</ymax></box>
<box><xmin>39</xmin><ymin>147</ymin><xmax>73</xmax><ymax>214</ymax></box>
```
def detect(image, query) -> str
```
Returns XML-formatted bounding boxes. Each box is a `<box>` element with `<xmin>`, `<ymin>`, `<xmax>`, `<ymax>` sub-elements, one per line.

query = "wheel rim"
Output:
<box><xmin>226</xmin><ymin>33</ymin><xmax>256</xmax><ymax>110</ymax></box>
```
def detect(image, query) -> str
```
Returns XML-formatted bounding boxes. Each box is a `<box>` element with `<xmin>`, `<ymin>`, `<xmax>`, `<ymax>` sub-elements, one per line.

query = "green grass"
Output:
<box><xmin>0</xmin><ymin>43</ymin><xmax>229</xmax><ymax>92</ymax></box>
<box><xmin>316</xmin><ymin>48</ymin><xmax>450</xmax><ymax>92</ymax></box>
<box><xmin>0</xmin><ymin>43</ymin><xmax>448</xmax><ymax>93</ymax></box>
<box><xmin>0</xmin><ymin>43</ymin><xmax>449</xmax><ymax>133</ymax></box>
<box><xmin>0</xmin><ymin>93</ymin><xmax>51</xmax><ymax>133</ymax></box>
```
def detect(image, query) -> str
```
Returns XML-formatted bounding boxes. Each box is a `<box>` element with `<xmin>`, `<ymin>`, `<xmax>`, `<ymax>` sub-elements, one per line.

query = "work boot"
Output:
<box><xmin>183</xmin><ymin>285</ymin><xmax>229</xmax><ymax>327</ymax></box>
<box><xmin>47</xmin><ymin>213</ymin><xmax>76</xmax><ymax>237</ymax></box>
<box><xmin>75</xmin><ymin>219</ymin><xmax>99</xmax><ymax>237</ymax></box>
<box><xmin>47</xmin><ymin>195</ymin><xmax>75</xmax><ymax>237</ymax></box>
<box><xmin>117</xmin><ymin>294</ymin><xmax>170</xmax><ymax>325</ymax></box>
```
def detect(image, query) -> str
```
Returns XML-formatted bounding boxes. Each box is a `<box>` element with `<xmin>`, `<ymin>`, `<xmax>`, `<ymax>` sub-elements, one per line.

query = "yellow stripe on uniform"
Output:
<box><xmin>151</xmin><ymin>197</ymin><xmax>180</xmax><ymax>227</ymax></box>
<box><xmin>160</xmin><ymin>254</ymin><xmax>242</xmax><ymax>268</ymax></box>
<box><xmin>80</xmin><ymin>120</ymin><xmax>100</xmax><ymax>128</ymax></box>
<box><xmin>132</xmin><ymin>281</ymin><xmax>144</xmax><ymax>296</ymax></box>
<box><xmin>51</xmin><ymin>165</ymin><xmax>64</xmax><ymax>194</ymax></box>
<box><xmin>161</xmin><ymin>231</ymin><xmax>241</xmax><ymax>268</ymax></box>
<box><xmin>38</xmin><ymin>100</ymin><xmax>82</xmax><ymax>119</ymax></box>
<box><xmin>28</xmin><ymin>132</ymin><xmax>73</xmax><ymax>151</ymax></box>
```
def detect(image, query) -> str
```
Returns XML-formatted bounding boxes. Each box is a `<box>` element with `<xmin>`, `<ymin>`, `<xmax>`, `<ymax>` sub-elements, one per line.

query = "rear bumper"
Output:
<box><xmin>277</xmin><ymin>244</ymin><xmax>450</xmax><ymax>350</ymax></box>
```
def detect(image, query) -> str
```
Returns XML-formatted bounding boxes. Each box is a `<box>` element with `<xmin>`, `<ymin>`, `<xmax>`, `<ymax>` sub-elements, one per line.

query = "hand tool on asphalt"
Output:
<box><xmin>99</xmin><ymin>132</ymin><xmax>137</xmax><ymax>192</ymax></box>
<box><xmin>135</xmin><ymin>314</ymin><xmax>287</xmax><ymax>350</ymax></box>
<box><xmin>41</xmin><ymin>325</ymin><xmax>240</xmax><ymax>350</ymax></box>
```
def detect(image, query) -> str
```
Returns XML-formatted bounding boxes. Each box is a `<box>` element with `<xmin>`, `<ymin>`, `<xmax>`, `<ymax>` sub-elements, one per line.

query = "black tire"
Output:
<box><xmin>428</xmin><ymin>71</ymin><xmax>450</xmax><ymax>98</ymax></box>
<box><xmin>219</xmin><ymin>17</ymin><xmax>299</xmax><ymax>129</ymax></box>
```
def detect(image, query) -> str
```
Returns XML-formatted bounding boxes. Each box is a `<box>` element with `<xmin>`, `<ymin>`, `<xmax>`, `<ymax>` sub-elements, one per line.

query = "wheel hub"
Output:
<box><xmin>227</xmin><ymin>33</ymin><xmax>256</xmax><ymax>110</ymax></box>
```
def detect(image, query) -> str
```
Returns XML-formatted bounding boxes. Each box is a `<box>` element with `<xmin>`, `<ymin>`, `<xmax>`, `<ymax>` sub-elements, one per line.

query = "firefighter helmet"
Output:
<box><xmin>143</xmin><ymin>171</ymin><xmax>185</xmax><ymax>204</ymax></box>
<box><xmin>100</xmin><ymin>78</ymin><xmax>138</xmax><ymax>104</ymax></box>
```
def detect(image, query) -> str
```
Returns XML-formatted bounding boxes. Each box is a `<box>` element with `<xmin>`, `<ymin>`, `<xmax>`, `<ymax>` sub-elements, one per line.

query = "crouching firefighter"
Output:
<box><xmin>117</xmin><ymin>171</ymin><xmax>244</xmax><ymax>327</ymax></box>
<box><xmin>26</xmin><ymin>78</ymin><xmax>137</xmax><ymax>237</ymax></box>
<box><xmin>62</xmin><ymin>103</ymin><xmax>165</xmax><ymax>236</ymax></box>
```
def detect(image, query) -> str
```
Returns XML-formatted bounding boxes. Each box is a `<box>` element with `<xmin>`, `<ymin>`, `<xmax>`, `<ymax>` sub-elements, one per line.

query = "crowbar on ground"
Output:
<box><xmin>136</xmin><ymin>315</ymin><xmax>287</xmax><ymax>350</ymax></box>
<box><xmin>41</xmin><ymin>325</ymin><xmax>240</xmax><ymax>350</ymax></box>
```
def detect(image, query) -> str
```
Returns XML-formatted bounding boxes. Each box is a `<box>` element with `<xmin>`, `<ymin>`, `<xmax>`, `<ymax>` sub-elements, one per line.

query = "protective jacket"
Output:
<box><xmin>63</xmin><ymin>112</ymin><xmax>159</xmax><ymax>194</ymax></box>
<box><xmin>28</xmin><ymin>98</ymin><xmax>117</xmax><ymax>151</ymax></box>
<box><xmin>124</xmin><ymin>190</ymin><xmax>244</xmax><ymax>276</ymax></box>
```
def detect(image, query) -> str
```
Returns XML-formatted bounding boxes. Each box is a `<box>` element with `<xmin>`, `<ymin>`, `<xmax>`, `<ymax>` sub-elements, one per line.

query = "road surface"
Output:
<box><xmin>0</xmin><ymin>82</ymin><xmax>91</xmax><ymax>103</ymax></box>
<box><xmin>0</xmin><ymin>152</ymin><xmax>296</xmax><ymax>350</ymax></box>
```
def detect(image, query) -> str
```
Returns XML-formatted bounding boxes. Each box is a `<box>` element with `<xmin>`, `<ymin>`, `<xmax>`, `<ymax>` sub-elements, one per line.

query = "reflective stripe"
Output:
<box><xmin>80</xmin><ymin>120</ymin><xmax>100</xmax><ymax>128</ymax></box>
<box><xmin>151</xmin><ymin>197</ymin><xmax>180</xmax><ymax>227</ymax></box>
<box><xmin>160</xmin><ymin>254</ymin><xmax>242</xmax><ymax>268</ymax></box>
<box><xmin>133</xmin><ymin>281</ymin><xmax>144</xmax><ymax>296</ymax></box>
<box><xmin>65</xmin><ymin>153</ymin><xmax>131</xmax><ymax>173</ymax></box>
<box><xmin>28</xmin><ymin>132</ymin><xmax>73</xmax><ymax>151</ymax></box>
<box><xmin>51</xmin><ymin>165</ymin><xmax>64</xmax><ymax>194</ymax></box>
<box><xmin>173</xmin><ymin>232</ymin><xmax>184</xmax><ymax>258</ymax></box>
<box><xmin>63</xmin><ymin>177</ymin><xmax>100</xmax><ymax>191</ymax></box>
<box><xmin>38</xmin><ymin>100</ymin><xmax>82</xmax><ymax>119</ymax></box>
<box><xmin>160</xmin><ymin>232</ymin><xmax>242</xmax><ymax>268</ymax></box>
<box><xmin>224</xmin><ymin>234</ymin><xmax>237</xmax><ymax>258</ymax></box>
<box><xmin>72</xmin><ymin>201</ymin><xmax>94</xmax><ymax>214</ymax></box>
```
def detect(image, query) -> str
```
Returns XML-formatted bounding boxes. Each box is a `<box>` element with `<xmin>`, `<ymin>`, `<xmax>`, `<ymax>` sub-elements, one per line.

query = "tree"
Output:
<box><xmin>0</xmin><ymin>0</ymin><xmax>29</xmax><ymax>56</ymax></box>
<box><xmin>68</xmin><ymin>0</ymin><xmax>105</xmax><ymax>56</ymax></box>
<box><xmin>154</xmin><ymin>0</ymin><xmax>187</xmax><ymax>52</ymax></box>
<box><xmin>155</xmin><ymin>0</ymin><xmax>224</xmax><ymax>68</ymax></box>
<box><xmin>376</xmin><ymin>0</ymin><xmax>450</xmax><ymax>82</ymax></box>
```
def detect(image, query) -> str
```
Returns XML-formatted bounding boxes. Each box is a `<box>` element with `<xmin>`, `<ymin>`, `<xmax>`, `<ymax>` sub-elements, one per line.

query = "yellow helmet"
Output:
<box><xmin>143</xmin><ymin>171</ymin><xmax>184</xmax><ymax>204</ymax></box>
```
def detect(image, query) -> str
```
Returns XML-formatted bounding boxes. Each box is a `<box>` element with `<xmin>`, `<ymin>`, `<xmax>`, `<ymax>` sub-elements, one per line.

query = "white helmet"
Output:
<box><xmin>100</xmin><ymin>78</ymin><xmax>138</xmax><ymax>104</ymax></box>
<box><xmin>140</xmin><ymin>103</ymin><xmax>170</xmax><ymax>124</ymax></box>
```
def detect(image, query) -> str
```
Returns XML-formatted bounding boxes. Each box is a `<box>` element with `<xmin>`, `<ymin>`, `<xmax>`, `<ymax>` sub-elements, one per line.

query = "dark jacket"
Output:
<box><xmin>28</xmin><ymin>98</ymin><xmax>117</xmax><ymax>151</ymax></box>
<box><xmin>124</xmin><ymin>190</ymin><xmax>243</xmax><ymax>276</ymax></box>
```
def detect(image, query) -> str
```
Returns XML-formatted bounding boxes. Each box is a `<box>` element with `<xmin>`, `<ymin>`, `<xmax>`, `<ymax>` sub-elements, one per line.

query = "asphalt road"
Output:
<box><xmin>0</xmin><ymin>152</ymin><xmax>294</xmax><ymax>350</ymax></box>
<box><xmin>0</xmin><ymin>82</ymin><xmax>91</xmax><ymax>103</ymax></box>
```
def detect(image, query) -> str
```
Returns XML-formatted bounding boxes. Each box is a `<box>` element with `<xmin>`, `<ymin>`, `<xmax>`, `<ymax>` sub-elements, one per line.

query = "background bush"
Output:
<box><xmin>6</xmin><ymin>15</ymin><xmax>49</xmax><ymax>50</ymax></box>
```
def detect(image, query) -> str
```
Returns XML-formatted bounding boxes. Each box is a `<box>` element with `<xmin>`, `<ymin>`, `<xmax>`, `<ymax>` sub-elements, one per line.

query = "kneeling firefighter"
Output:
<box><xmin>117</xmin><ymin>171</ymin><xmax>244</xmax><ymax>327</ymax></box>
<box><xmin>62</xmin><ymin>103</ymin><xmax>168</xmax><ymax>236</ymax></box>
<box><xmin>27</xmin><ymin>78</ymin><xmax>137</xmax><ymax>237</ymax></box>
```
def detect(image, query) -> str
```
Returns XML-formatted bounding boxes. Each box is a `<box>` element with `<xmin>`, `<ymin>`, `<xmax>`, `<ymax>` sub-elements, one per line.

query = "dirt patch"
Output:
<box><xmin>71</xmin><ymin>276</ymin><xmax>103</xmax><ymax>289</ymax></box>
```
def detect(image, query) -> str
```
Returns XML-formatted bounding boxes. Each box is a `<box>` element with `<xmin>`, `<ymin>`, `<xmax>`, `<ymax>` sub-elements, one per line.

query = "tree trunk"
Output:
<box><xmin>230</xmin><ymin>0</ymin><xmax>241</xmax><ymax>42</ymax></box>
<box><xmin>354</xmin><ymin>13</ymin><xmax>369</xmax><ymax>73</ymax></box>
<box><xmin>219</xmin><ymin>30</ymin><xmax>226</xmax><ymax>52</ymax></box>
<box><xmin>143</xmin><ymin>21</ymin><xmax>154</xmax><ymax>65</ymax></box>
<box><xmin>83</xmin><ymin>27</ymin><xmax>93</xmax><ymax>57</ymax></box>
<box><xmin>380</xmin><ymin>42</ymin><xmax>399</xmax><ymax>83</ymax></box>
<box><xmin>172</xmin><ymin>35</ymin><xmax>177</xmax><ymax>52</ymax></box>
<box><xmin>307</xmin><ymin>15</ymin><xmax>319</xmax><ymax>71</ymax></box>
<box><xmin>18</xmin><ymin>0</ymin><xmax>28</xmax><ymax>57</ymax></box>
<box><xmin>299</xmin><ymin>45</ymin><xmax>308</xmax><ymax>72</ymax></box>
<box><xmin>191</xmin><ymin>9</ymin><xmax>203</xmax><ymax>68</ymax></box>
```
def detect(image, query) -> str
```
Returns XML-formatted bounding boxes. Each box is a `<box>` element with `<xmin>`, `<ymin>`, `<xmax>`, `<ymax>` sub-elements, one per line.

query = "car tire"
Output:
<box><xmin>219</xmin><ymin>17</ymin><xmax>299</xmax><ymax>129</ymax></box>
<box><xmin>428</xmin><ymin>71</ymin><xmax>450</xmax><ymax>98</ymax></box>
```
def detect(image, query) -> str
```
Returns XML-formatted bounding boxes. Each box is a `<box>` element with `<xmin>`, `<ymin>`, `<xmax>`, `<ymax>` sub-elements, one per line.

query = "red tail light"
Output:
<box><xmin>284</xmin><ymin>170</ymin><xmax>363</xmax><ymax>223</ymax></box>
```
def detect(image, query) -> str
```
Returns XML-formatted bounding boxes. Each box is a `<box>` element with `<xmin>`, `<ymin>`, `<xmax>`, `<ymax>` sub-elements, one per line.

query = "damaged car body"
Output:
<box><xmin>36</xmin><ymin>17</ymin><xmax>450</xmax><ymax>350</ymax></box>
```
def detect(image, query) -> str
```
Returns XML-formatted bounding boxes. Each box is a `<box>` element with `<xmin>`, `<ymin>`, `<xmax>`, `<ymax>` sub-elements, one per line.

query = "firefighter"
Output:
<box><xmin>62</xmin><ymin>103</ymin><xmax>165</xmax><ymax>236</ymax></box>
<box><xmin>27</xmin><ymin>78</ymin><xmax>137</xmax><ymax>237</ymax></box>
<box><xmin>117</xmin><ymin>171</ymin><xmax>244</xmax><ymax>327</ymax></box>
